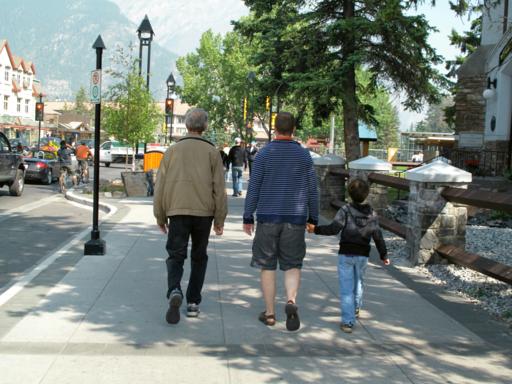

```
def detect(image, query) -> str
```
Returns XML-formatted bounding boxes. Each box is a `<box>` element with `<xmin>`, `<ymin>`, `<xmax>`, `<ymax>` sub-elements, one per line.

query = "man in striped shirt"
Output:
<box><xmin>243</xmin><ymin>112</ymin><xmax>319</xmax><ymax>331</ymax></box>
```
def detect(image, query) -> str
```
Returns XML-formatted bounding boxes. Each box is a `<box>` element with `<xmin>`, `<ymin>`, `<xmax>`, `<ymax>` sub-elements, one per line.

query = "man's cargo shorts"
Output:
<box><xmin>250</xmin><ymin>222</ymin><xmax>306</xmax><ymax>271</ymax></box>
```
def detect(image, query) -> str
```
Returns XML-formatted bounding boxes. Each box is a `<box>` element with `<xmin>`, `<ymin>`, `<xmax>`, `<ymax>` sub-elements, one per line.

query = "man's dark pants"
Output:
<box><xmin>165</xmin><ymin>215</ymin><xmax>213</xmax><ymax>304</ymax></box>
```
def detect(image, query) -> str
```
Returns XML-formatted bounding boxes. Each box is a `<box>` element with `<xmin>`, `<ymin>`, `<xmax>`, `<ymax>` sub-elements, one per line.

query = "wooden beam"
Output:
<box><xmin>378</xmin><ymin>215</ymin><xmax>407</xmax><ymax>239</ymax></box>
<box><xmin>368</xmin><ymin>172</ymin><xmax>410</xmax><ymax>191</ymax></box>
<box><xmin>436</xmin><ymin>244</ymin><xmax>512</xmax><ymax>285</ymax></box>
<box><xmin>441</xmin><ymin>188</ymin><xmax>512</xmax><ymax>214</ymax></box>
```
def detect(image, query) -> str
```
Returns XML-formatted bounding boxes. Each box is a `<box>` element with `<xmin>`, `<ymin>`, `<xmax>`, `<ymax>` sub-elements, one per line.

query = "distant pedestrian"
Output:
<box><xmin>219</xmin><ymin>146</ymin><xmax>229</xmax><ymax>181</ymax></box>
<box><xmin>307</xmin><ymin>178</ymin><xmax>389</xmax><ymax>333</ymax></box>
<box><xmin>154</xmin><ymin>108</ymin><xmax>227</xmax><ymax>324</ymax></box>
<box><xmin>243</xmin><ymin>112</ymin><xmax>319</xmax><ymax>331</ymax></box>
<box><xmin>228</xmin><ymin>137</ymin><xmax>247</xmax><ymax>197</ymax></box>
<box><xmin>245</xmin><ymin>141</ymin><xmax>258</xmax><ymax>176</ymax></box>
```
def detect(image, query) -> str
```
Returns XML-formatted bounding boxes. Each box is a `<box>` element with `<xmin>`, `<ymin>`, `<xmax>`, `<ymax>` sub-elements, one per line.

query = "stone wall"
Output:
<box><xmin>454</xmin><ymin>75</ymin><xmax>486</xmax><ymax>140</ymax></box>
<box><xmin>315</xmin><ymin>164</ymin><xmax>346</xmax><ymax>219</ymax></box>
<box><xmin>406</xmin><ymin>181</ymin><xmax>468</xmax><ymax>265</ymax></box>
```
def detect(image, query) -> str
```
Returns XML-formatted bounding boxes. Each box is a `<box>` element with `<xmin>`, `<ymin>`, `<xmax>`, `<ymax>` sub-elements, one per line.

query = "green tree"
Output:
<box><xmin>236</xmin><ymin>1</ymin><xmax>447</xmax><ymax>160</ymax></box>
<box><xmin>176</xmin><ymin>30</ymin><xmax>259</xmax><ymax>143</ymax></box>
<box><xmin>415</xmin><ymin>97</ymin><xmax>455</xmax><ymax>133</ymax></box>
<box><xmin>103</xmin><ymin>59</ymin><xmax>162</xmax><ymax>169</ymax></box>
<box><xmin>74</xmin><ymin>86</ymin><xmax>89</xmax><ymax>114</ymax></box>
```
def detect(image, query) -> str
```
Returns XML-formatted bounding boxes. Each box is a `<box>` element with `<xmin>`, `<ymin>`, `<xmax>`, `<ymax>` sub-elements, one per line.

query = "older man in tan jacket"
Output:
<box><xmin>154</xmin><ymin>108</ymin><xmax>227</xmax><ymax>324</ymax></box>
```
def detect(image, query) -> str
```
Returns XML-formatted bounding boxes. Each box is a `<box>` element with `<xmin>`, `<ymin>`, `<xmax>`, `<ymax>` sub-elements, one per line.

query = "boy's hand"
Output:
<box><xmin>382</xmin><ymin>258</ymin><xmax>390</xmax><ymax>266</ymax></box>
<box><xmin>306</xmin><ymin>223</ymin><xmax>315</xmax><ymax>233</ymax></box>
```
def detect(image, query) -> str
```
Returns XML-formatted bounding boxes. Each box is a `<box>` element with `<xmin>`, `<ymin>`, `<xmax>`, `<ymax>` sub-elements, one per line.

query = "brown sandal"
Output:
<box><xmin>258</xmin><ymin>311</ymin><xmax>276</xmax><ymax>326</ymax></box>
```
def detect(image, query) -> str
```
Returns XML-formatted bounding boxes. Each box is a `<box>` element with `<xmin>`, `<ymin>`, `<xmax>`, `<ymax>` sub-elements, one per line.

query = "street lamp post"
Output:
<box><xmin>166</xmin><ymin>72</ymin><xmax>176</xmax><ymax>142</ymax></box>
<box><xmin>137</xmin><ymin>14</ymin><xmax>155</xmax><ymax>154</ymax></box>
<box><xmin>246</xmin><ymin>71</ymin><xmax>256</xmax><ymax>142</ymax></box>
<box><xmin>84</xmin><ymin>35</ymin><xmax>106</xmax><ymax>256</ymax></box>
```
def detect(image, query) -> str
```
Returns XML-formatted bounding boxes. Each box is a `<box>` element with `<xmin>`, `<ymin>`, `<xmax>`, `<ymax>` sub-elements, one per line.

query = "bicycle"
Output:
<box><xmin>77</xmin><ymin>159</ymin><xmax>90</xmax><ymax>184</ymax></box>
<box><xmin>59</xmin><ymin>165</ymin><xmax>77</xmax><ymax>194</ymax></box>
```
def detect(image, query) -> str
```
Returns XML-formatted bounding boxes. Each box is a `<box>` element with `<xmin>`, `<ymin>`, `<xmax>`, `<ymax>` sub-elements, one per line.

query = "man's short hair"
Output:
<box><xmin>275</xmin><ymin>112</ymin><xmax>295</xmax><ymax>135</ymax></box>
<box><xmin>347</xmin><ymin>179</ymin><xmax>369</xmax><ymax>204</ymax></box>
<box><xmin>185</xmin><ymin>108</ymin><xmax>208</xmax><ymax>132</ymax></box>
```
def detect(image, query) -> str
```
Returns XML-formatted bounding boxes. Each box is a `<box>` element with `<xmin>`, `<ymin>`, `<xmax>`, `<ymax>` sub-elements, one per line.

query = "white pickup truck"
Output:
<box><xmin>98</xmin><ymin>141</ymin><xmax>167</xmax><ymax>167</ymax></box>
<box><xmin>98</xmin><ymin>141</ymin><xmax>139</xmax><ymax>167</ymax></box>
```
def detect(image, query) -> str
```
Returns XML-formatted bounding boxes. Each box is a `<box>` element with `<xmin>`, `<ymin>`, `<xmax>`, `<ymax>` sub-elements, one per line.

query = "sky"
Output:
<box><xmin>398</xmin><ymin>2</ymin><xmax>477</xmax><ymax>130</ymax></box>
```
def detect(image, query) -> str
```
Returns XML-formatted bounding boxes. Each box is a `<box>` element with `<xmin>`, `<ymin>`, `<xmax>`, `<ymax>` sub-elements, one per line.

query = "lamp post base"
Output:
<box><xmin>84</xmin><ymin>238</ymin><xmax>106</xmax><ymax>255</ymax></box>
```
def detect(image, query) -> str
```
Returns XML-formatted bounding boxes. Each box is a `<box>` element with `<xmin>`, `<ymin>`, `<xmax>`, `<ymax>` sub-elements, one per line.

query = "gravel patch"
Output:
<box><xmin>383</xmin><ymin>227</ymin><xmax>512</xmax><ymax>329</ymax></box>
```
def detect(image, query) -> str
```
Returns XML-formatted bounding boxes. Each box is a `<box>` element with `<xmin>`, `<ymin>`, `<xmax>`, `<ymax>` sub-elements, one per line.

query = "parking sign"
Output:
<box><xmin>90</xmin><ymin>70</ymin><xmax>102</xmax><ymax>104</ymax></box>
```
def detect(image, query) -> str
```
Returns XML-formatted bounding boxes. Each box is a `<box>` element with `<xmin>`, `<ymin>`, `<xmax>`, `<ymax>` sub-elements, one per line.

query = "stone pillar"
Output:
<box><xmin>313</xmin><ymin>154</ymin><xmax>346</xmax><ymax>219</ymax></box>
<box><xmin>348</xmin><ymin>156</ymin><xmax>392</xmax><ymax>214</ymax></box>
<box><xmin>405</xmin><ymin>160</ymin><xmax>472</xmax><ymax>265</ymax></box>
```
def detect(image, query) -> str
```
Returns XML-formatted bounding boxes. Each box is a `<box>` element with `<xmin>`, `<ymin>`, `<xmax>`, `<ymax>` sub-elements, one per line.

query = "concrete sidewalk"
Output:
<box><xmin>0</xmin><ymin>192</ymin><xmax>511</xmax><ymax>383</ymax></box>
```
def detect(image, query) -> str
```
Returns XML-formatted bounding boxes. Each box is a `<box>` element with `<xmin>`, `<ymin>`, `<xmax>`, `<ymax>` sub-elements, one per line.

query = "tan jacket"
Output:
<box><xmin>153</xmin><ymin>135</ymin><xmax>227</xmax><ymax>227</ymax></box>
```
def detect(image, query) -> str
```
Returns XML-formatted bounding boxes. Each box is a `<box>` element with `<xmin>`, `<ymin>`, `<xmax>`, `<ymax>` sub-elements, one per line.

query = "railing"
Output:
<box><xmin>330</xmin><ymin>170</ymin><xmax>512</xmax><ymax>285</ymax></box>
<box><xmin>446</xmin><ymin>149</ymin><xmax>510</xmax><ymax>176</ymax></box>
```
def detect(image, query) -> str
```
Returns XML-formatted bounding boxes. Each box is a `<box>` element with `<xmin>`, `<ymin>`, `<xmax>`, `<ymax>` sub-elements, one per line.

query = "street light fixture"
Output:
<box><xmin>166</xmin><ymin>72</ymin><xmax>176</xmax><ymax>142</ymax></box>
<box><xmin>137</xmin><ymin>14</ymin><xmax>155</xmax><ymax>153</ymax></box>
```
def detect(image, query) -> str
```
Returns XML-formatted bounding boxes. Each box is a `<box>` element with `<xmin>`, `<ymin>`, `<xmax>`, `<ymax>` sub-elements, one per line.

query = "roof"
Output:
<box><xmin>0</xmin><ymin>40</ymin><xmax>36</xmax><ymax>74</ymax></box>
<box><xmin>358</xmin><ymin>122</ymin><xmax>378</xmax><ymax>141</ymax></box>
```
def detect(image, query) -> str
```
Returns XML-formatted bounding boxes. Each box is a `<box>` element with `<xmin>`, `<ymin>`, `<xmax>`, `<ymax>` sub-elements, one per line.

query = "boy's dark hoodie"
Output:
<box><xmin>314</xmin><ymin>202</ymin><xmax>387</xmax><ymax>260</ymax></box>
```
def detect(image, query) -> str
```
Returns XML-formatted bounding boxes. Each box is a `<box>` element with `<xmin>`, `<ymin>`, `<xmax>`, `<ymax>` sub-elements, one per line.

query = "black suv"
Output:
<box><xmin>0</xmin><ymin>132</ymin><xmax>25</xmax><ymax>196</ymax></box>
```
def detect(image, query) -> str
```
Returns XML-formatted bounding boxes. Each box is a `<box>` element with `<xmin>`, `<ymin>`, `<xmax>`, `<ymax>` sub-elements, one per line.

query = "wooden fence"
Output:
<box><xmin>331</xmin><ymin>169</ymin><xmax>512</xmax><ymax>285</ymax></box>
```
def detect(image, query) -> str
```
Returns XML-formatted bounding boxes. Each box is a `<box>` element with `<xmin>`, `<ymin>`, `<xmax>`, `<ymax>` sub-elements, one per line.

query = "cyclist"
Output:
<box><xmin>57</xmin><ymin>140</ymin><xmax>77</xmax><ymax>193</ymax></box>
<box><xmin>75</xmin><ymin>141</ymin><xmax>93</xmax><ymax>183</ymax></box>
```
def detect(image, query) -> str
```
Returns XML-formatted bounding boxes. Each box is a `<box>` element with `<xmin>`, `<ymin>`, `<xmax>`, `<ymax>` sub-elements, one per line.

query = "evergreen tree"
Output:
<box><xmin>237</xmin><ymin>0</ymin><xmax>446</xmax><ymax>160</ymax></box>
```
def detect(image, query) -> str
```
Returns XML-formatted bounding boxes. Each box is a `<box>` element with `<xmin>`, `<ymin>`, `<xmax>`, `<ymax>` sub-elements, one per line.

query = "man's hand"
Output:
<box><xmin>306</xmin><ymin>223</ymin><xmax>315</xmax><ymax>233</ymax></box>
<box><xmin>243</xmin><ymin>223</ymin><xmax>254</xmax><ymax>236</ymax></box>
<box><xmin>382</xmin><ymin>258</ymin><xmax>390</xmax><ymax>266</ymax></box>
<box><xmin>214</xmin><ymin>225</ymin><xmax>224</xmax><ymax>235</ymax></box>
<box><xmin>158</xmin><ymin>223</ymin><xmax>168</xmax><ymax>234</ymax></box>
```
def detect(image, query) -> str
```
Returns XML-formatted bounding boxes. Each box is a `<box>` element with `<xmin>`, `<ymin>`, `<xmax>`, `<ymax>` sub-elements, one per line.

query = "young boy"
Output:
<box><xmin>307</xmin><ymin>179</ymin><xmax>389</xmax><ymax>333</ymax></box>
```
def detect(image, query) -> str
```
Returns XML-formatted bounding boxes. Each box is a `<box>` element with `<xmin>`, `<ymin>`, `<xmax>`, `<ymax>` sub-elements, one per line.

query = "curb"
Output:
<box><xmin>65</xmin><ymin>188</ymin><xmax>117</xmax><ymax>215</ymax></box>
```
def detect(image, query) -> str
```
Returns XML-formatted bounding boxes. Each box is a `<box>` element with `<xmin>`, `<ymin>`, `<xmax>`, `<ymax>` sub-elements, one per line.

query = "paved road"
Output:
<box><xmin>0</xmin><ymin>181</ymin><xmax>94</xmax><ymax>292</ymax></box>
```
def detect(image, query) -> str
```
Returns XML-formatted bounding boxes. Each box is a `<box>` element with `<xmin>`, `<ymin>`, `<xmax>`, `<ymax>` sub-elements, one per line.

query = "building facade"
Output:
<box><xmin>456</xmin><ymin>1</ymin><xmax>512</xmax><ymax>172</ymax></box>
<box><xmin>0</xmin><ymin>40</ymin><xmax>43</xmax><ymax>143</ymax></box>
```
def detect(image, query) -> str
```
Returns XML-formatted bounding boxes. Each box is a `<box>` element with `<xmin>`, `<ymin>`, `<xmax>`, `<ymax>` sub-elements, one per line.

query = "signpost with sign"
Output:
<box><xmin>90</xmin><ymin>69</ymin><xmax>102</xmax><ymax>104</ymax></box>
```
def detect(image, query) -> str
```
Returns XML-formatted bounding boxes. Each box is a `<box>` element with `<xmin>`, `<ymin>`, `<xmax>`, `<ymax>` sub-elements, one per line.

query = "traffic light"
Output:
<box><xmin>165</xmin><ymin>98</ymin><xmax>174</xmax><ymax>114</ymax></box>
<box><xmin>35</xmin><ymin>102</ymin><xmax>44</xmax><ymax>121</ymax></box>
<box><xmin>271</xmin><ymin>112</ymin><xmax>277</xmax><ymax>128</ymax></box>
<box><xmin>243</xmin><ymin>97</ymin><xmax>248</xmax><ymax>121</ymax></box>
<box><xmin>265</xmin><ymin>96</ymin><xmax>271</xmax><ymax>112</ymax></box>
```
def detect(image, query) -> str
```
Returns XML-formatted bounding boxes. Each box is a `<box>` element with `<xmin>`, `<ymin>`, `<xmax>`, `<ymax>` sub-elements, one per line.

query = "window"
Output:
<box><xmin>25</xmin><ymin>99</ymin><xmax>29</xmax><ymax>113</ymax></box>
<box><xmin>4</xmin><ymin>67</ymin><xmax>9</xmax><ymax>82</ymax></box>
<box><xmin>17</xmin><ymin>98</ymin><xmax>21</xmax><ymax>113</ymax></box>
<box><xmin>0</xmin><ymin>134</ymin><xmax>9</xmax><ymax>152</ymax></box>
<box><xmin>3</xmin><ymin>96</ymin><xmax>8</xmax><ymax>111</ymax></box>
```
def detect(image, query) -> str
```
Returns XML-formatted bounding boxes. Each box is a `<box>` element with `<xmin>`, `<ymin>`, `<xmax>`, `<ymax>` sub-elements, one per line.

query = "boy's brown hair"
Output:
<box><xmin>275</xmin><ymin>112</ymin><xmax>295</xmax><ymax>135</ymax></box>
<box><xmin>347</xmin><ymin>179</ymin><xmax>369</xmax><ymax>203</ymax></box>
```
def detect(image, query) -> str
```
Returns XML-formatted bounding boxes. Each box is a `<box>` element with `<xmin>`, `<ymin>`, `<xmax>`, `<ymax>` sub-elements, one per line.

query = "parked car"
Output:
<box><xmin>9</xmin><ymin>138</ymin><xmax>30</xmax><ymax>154</ymax></box>
<box><xmin>0</xmin><ymin>132</ymin><xmax>25</xmax><ymax>196</ymax></box>
<box><xmin>23</xmin><ymin>150</ymin><xmax>68</xmax><ymax>185</ymax></box>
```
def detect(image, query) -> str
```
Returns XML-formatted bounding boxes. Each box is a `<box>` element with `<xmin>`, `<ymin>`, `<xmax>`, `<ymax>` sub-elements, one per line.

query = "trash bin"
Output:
<box><xmin>143</xmin><ymin>151</ymin><xmax>164</xmax><ymax>173</ymax></box>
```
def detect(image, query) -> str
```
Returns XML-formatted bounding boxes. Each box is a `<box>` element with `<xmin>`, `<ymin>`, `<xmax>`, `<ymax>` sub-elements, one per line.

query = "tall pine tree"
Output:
<box><xmin>237</xmin><ymin>0</ymin><xmax>447</xmax><ymax>160</ymax></box>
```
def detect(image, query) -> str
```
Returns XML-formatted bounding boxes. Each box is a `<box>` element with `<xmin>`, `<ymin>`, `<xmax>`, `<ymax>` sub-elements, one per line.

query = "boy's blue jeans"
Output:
<box><xmin>338</xmin><ymin>254</ymin><xmax>368</xmax><ymax>326</ymax></box>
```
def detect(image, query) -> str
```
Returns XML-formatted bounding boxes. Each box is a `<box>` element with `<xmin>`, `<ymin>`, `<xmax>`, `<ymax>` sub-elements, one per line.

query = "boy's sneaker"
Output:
<box><xmin>340</xmin><ymin>323</ymin><xmax>353</xmax><ymax>333</ymax></box>
<box><xmin>355</xmin><ymin>308</ymin><xmax>360</xmax><ymax>319</ymax></box>
<box><xmin>186</xmin><ymin>303</ymin><xmax>200</xmax><ymax>318</ymax></box>
<box><xmin>166</xmin><ymin>290</ymin><xmax>183</xmax><ymax>324</ymax></box>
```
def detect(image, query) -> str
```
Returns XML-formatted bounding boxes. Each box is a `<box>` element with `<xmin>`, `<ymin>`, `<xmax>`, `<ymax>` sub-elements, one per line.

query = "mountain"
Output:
<box><xmin>0</xmin><ymin>0</ymin><xmax>178</xmax><ymax>100</ymax></box>
<box><xmin>108</xmin><ymin>0</ymin><xmax>248</xmax><ymax>56</ymax></box>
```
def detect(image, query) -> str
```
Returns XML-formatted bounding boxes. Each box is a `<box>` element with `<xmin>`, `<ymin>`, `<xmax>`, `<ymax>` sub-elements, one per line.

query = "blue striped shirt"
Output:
<box><xmin>243</xmin><ymin>139</ymin><xmax>319</xmax><ymax>225</ymax></box>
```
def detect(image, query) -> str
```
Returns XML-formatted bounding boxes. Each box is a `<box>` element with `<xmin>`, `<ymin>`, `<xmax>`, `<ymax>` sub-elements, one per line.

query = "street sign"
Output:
<box><xmin>90</xmin><ymin>70</ymin><xmax>102</xmax><ymax>104</ymax></box>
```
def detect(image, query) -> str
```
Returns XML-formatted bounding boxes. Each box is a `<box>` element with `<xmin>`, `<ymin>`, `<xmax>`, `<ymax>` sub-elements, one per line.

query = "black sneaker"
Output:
<box><xmin>285</xmin><ymin>301</ymin><xmax>300</xmax><ymax>331</ymax></box>
<box><xmin>186</xmin><ymin>303</ymin><xmax>200</xmax><ymax>318</ymax></box>
<box><xmin>340</xmin><ymin>323</ymin><xmax>353</xmax><ymax>333</ymax></box>
<box><xmin>166</xmin><ymin>290</ymin><xmax>183</xmax><ymax>324</ymax></box>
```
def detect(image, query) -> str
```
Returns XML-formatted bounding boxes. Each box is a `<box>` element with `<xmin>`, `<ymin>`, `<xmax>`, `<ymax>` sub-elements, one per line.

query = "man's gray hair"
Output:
<box><xmin>185</xmin><ymin>108</ymin><xmax>208</xmax><ymax>132</ymax></box>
